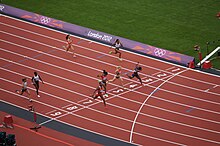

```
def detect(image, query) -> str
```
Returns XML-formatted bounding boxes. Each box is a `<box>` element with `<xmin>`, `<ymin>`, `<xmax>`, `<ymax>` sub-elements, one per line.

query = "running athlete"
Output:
<box><xmin>63</xmin><ymin>34</ymin><xmax>76</xmax><ymax>57</ymax></box>
<box><xmin>109</xmin><ymin>39</ymin><xmax>123</xmax><ymax>61</ymax></box>
<box><xmin>97</xmin><ymin>70</ymin><xmax>108</xmax><ymax>94</ymax></box>
<box><xmin>127</xmin><ymin>62</ymin><xmax>143</xmax><ymax>84</ymax></box>
<box><xmin>32</xmin><ymin>72</ymin><xmax>44</xmax><ymax>97</ymax></box>
<box><xmin>16</xmin><ymin>78</ymin><xmax>32</xmax><ymax>102</ymax></box>
<box><xmin>91</xmin><ymin>81</ymin><xmax>106</xmax><ymax>107</ymax></box>
<box><xmin>109</xmin><ymin>66</ymin><xmax>124</xmax><ymax>87</ymax></box>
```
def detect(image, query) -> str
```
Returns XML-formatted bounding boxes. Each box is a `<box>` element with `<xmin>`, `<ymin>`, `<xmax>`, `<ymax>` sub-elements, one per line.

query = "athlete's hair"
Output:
<box><xmin>103</xmin><ymin>70</ymin><xmax>108</xmax><ymax>75</ymax></box>
<box><xmin>34</xmin><ymin>72</ymin><xmax>37</xmax><ymax>76</ymax></box>
<box><xmin>66</xmin><ymin>34</ymin><xmax>70</xmax><ymax>40</ymax></box>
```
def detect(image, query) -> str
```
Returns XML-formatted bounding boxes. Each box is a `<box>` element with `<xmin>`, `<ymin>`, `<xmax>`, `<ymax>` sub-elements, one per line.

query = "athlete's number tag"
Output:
<box><xmin>143</xmin><ymin>78</ymin><xmax>153</xmax><ymax>83</ymax></box>
<box><xmin>113</xmin><ymin>89</ymin><xmax>123</xmax><ymax>93</ymax></box>
<box><xmin>83</xmin><ymin>100</ymin><xmax>93</xmax><ymax>104</ymax></box>
<box><xmin>157</xmin><ymin>73</ymin><xmax>167</xmax><ymax>78</ymax></box>
<box><xmin>50</xmin><ymin>111</ymin><xmax>62</xmax><ymax>117</ymax></box>
<box><xmin>172</xmin><ymin>68</ymin><xmax>180</xmax><ymax>72</ymax></box>
<box><xmin>130</xmin><ymin>84</ymin><xmax>138</xmax><ymax>88</ymax></box>
<box><xmin>103</xmin><ymin>94</ymin><xmax>108</xmax><ymax>98</ymax></box>
<box><xmin>67</xmin><ymin>106</ymin><xmax>78</xmax><ymax>111</ymax></box>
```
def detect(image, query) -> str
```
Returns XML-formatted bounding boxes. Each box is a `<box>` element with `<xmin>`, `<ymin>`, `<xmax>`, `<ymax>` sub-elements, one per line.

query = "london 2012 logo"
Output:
<box><xmin>40</xmin><ymin>16</ymin><xmax>51</xmax><ymax>24</ymax></box>
<box><xmin>0</xmin><ymin>5</ymin><xmax>5</xmax><ymax>11</ymax></box>
<box><xmin>154</xmin><ymin>48</ymin><xmax>166</xmax><ymax>57</ymax></box>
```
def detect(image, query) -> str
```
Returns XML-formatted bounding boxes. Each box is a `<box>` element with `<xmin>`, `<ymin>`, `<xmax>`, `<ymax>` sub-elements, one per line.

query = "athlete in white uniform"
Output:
<box><xmin>109</xmin><ymin>66</ymin><xmax>124</xmax><ymax>87</ymax></box>
<box><xmin>32</xmin><ymin>72</ymin><xmax>44</xmax><ymax>97</ymax></box>
<box><xmin>16</xmin><ymin>78</ymin><xmax>32</xmax><ymax>102</ymax></box>
<box><xmin>109</xmin><ymin>39</ymin><xmax>123</xmax><ymax>61</ymax></box>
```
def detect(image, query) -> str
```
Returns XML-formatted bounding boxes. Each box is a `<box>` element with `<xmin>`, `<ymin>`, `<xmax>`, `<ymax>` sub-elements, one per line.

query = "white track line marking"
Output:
<box><xmin>45</xmin><ymin>110</ymin><xmax>57</xmax><ymax>115</ymax></box>
<box><xmin>130</xmin><ymin>69</ymin><xmax>187</xmax><ymax>142</ymax></box>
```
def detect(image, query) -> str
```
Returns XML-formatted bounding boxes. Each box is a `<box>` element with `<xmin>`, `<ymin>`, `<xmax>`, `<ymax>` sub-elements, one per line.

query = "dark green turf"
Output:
<box><xmin>2</xmin><ymin>0</ymin><xmax>220</xmax><ymax>68</ymax></box>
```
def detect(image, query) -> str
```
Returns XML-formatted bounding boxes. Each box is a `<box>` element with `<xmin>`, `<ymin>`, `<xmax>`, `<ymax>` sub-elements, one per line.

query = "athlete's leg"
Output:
<box><xmin>100</xmin><ymin>95</ymin><xmax>106</xmax><ymax>106</ymax></box>
<box><xmin>135</xmin><ymin>74</ymin><xmax>143</xmax><ymax>84</ymax></box>
<box><xmin>109</xmin><ymin>76</ymin><xmax>116</xmax><ymax>82</ymax></box>
<box><xmin>70</xmin><ymin>45</ymin><xmax>76</xmax><ymax>57</ymax></box>
<box><xmin>119</xmin><ymin>77</ymin><xmax>124</xmax><ymax>86</ymax></box>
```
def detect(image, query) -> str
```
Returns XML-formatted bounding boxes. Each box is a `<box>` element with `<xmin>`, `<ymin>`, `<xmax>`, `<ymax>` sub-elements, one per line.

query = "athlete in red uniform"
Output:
<box><xmin>63</xmin><ymin>34</ymin><xmax>76</xmax><ymax>57</ymax></box>
<box><xmin>97</xmin><ymin>70</ymin><xmax>108</xmax><ymax>94</ymax></box>
<box><xmin>91</xmin><ymin>81</ymin><xmax>106</xmax><ymax>106</ymax></box>
<box><xmin>109</xmin><ymin>66</ymin><xmax>124</xmax><ymax>87</ymax></box>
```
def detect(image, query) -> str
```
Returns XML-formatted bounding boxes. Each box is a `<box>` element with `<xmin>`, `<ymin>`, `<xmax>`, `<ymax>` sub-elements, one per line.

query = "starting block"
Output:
<box><xmin>2</xmin><ymin>115</ymin><xmax>14</xmax><ymax>129</ymax></box>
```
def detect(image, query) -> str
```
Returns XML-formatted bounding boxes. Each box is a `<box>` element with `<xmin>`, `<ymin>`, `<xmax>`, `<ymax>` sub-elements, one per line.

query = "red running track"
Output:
<box><xmin>0</xmin><ymin>14</ymin><xmax>220</xmax><ymax>146</ymax></box>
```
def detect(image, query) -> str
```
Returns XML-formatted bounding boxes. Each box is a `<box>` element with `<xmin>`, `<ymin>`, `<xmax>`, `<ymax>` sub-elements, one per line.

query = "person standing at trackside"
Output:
<box><xmin>109</xmin><ymin>39</ymin><xmax>123</xmax><ymax>61</ymax></box>
<box><xmin>16</xmin><ymin>78</ymin><xmax>32</xmax><ymax>102</ymax></box>
<box><xmin>32</xmin><ymin>72</ymin><xmax>44</xmax><ymax>97</ymax></box>
<box><xmin>127</xmin><ymin>62</ymin><xmax>143</xmax><ymax>85</ymax></box>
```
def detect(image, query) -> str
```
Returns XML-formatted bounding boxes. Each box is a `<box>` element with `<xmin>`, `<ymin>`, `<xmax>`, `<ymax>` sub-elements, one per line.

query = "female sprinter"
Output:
<box><xmin>63</xmin><ymin>34</ymin><xmax>76</xmax><ymax>57</ymax></box>
<box><xmin>108</xmin><ymin>66</ymin><xmax>124</xmax><ymax>87</ymax></box>
<box><xmin>32</xmin><ymin>72</ymin><xmax>44</xmax><ymax>97</ymax></box>
<box><xmin>16</xmin><ymin>78</ymin><xmax>32</xmax><ymax>102</ymax></box>
<box><xmin>91</xmin><ymin>81</ymin><xmax>106</xmax><ymax>107</ymax></box>
<box><xmin>97</xmin><ymin>70</ymin><xmax>108</xmax><ymax>94</ymax></box>
<box><xmin>109</xmin><ymin>39</ymin><xmax>123</xmax><ymax>61</ymax></box>
<box><xmin>127</xmin><ymin>62</ymin><xmax>143</xmax><ymax>84</ymax></box>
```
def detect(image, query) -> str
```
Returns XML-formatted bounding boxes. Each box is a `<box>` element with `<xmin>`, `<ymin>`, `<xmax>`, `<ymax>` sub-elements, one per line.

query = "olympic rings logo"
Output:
<box><xmin>40</xmin><ymin>16</ymin><xmax>51</xmax><ymax>24</ymax></box>
<box><xmin>0</xmin><ymin>5</ymin><xmax>4</xmax><ymax>11</ymax></box>
<box><xmin>154</xmin><ymin>48</ymin><xmax>166</xmax><ymax>57</ymax></box>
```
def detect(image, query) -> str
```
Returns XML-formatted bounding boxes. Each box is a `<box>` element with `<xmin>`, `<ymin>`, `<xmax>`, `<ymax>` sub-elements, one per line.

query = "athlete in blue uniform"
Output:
<box><xmin>127</xmin><ymin>62</ymin><xmax>143</xmax><ymax>84</ymax></box>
